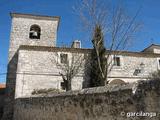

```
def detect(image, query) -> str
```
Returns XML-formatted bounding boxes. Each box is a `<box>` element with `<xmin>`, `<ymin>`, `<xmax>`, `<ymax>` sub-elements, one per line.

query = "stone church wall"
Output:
<box><xmin>109</xmin><ymin>54</ymin><xmax>159</xmax><ymax>82</ymax></box>
<box><xmin>13</xmin><ymin>80</ymin><xmax>160</xmax><ymax>120</ymax></box>
<box><xmin>0</xmin><ymin>88</ymin><xmax>5</xmax><ymax>119</ymax></box>
<box><xmin>15</xmin><ymin>46</ymin><xmax>160</xmax><ymax>98</ymax></box>
<box><xmin>2</xmin><ymin>13</ymin><xmax>59</xmax><ymax>120</ymax></box>
<box><xmin>15</xmin><ymin>48</ymin><xmax>88</xmax><ymax>98</ymax></box>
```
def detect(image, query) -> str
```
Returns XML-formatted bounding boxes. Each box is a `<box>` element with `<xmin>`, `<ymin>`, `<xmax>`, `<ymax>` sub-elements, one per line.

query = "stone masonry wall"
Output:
<box><xmin>2</xmin><ymin>14</ymin><xmax>59</xmax><ymax>120</ymax></box>
<box><xmin>15</xmin><ymin>49</ymin><xmax>88</xmax><ymax>98</ymax></box>
<box><xmin>0</xmin><ymin>88</ymin><xmax>5</xmax><ymax>119</ymax></box>
<box><xmin>109</xmin><ymin>54</ymin><xmax>159</xmax><ymax>82</ymax></box>
<box><xmin>15</xmin><ymin>47</ymin><xmax>160</xmax><ymax>98</ymax></box>
<box><xmin>13</xmin><ymin>80</ymin><xmax>160</xmax><ymax>120</ymax></box>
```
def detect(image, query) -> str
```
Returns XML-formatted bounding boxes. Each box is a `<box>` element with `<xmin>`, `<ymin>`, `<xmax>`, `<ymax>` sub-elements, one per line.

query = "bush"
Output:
<box><xmin>32</xmin><ymin>88</ymin><xmax>60</xmax><ymax>95</ymax></box>
<box><xmin>148</xmin><ymin>70</ymin><xmax>160</xmax><ymax>80</ymax></box>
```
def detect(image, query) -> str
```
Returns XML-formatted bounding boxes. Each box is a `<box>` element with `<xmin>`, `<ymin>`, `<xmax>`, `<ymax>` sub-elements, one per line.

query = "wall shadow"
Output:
<box><xmin>82</xmin><ymin>55</ymin><xmax>91</xmax><ymax>88</ymax></box>
<box><xmin>2</xmin><ymin>51</ymin><xmax>18</xmax><ymax>120</ymax></box>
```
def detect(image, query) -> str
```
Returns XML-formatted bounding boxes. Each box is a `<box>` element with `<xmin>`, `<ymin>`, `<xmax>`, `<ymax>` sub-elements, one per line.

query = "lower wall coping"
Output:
<box><xmin>15</xmin><ymin>80</ymin><xmax>160</xmax><ymax>101</ymax></box>
<box><xmin>18</xmin><ymin>82</ymin><xmax>136</xmax><ymax>98</ymax></box>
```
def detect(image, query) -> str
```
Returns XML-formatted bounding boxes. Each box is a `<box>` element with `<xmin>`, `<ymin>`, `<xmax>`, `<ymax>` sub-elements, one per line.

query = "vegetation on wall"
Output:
<box><xmin>148</xmin><ymin>70</ymin><xmax>160</xmax><ymax>80</ymax></box>
<box><xmin>32</xmin><ymin>88</ymin><xmax>60</xmax><ymax>95</ymax></box>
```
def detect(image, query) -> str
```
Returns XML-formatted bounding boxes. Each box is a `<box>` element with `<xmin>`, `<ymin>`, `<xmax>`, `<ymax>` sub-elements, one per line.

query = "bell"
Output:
<box><xmin>32</xmin><ymin>31</ymin><xmax>38</xmax><ymax>37</ymax></box>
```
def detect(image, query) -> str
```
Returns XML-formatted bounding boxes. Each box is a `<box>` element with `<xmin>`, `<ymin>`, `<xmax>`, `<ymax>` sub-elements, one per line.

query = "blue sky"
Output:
<box><xmin>1</xmin><ymin>0</ymin><xmax>160</xmax><ymax>83</ymax></box>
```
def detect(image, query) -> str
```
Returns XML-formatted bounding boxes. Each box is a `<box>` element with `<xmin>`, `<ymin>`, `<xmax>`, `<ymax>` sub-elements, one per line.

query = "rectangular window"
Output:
<box><xmin>75</xmin><ymin>42</ymin><xmax>80</xmax><ymax>48</ymax></box>
<box><xmin>61</xmin><ymin>82</ymin><xmax>66</xmax><ymax>90</ymax></box>
<box><xmin>60</xmin><ymin>54</ymin><xmax>68</xmax><ymax>64</ymax></box>
<box><xmin>133</xmin><ymin>69</ymin><xmax>141</xmax><ymax>76</ymax></box>
<box><xmin>157</xmin><ymin>58</ymin><xmax>160</xmax><ymax>69</ymax></box>
<box><xmin>113</xmin><ymin>56</ymin><xmax>120</xmax><ymax>66</ymax></box>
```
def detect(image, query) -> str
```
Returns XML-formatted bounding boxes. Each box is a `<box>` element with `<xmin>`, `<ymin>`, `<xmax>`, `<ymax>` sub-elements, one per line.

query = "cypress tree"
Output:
<box><xmin>90</xmin><ymin>25</ymin><xmax>106</xmax><ymax>87</ymax></box>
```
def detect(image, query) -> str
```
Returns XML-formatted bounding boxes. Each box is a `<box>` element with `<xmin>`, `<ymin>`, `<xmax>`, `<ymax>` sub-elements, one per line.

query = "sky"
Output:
<box><xmin>1</xmin><ymin>0</ymin><xmax>160</xmax><ymax>83</ymax></box>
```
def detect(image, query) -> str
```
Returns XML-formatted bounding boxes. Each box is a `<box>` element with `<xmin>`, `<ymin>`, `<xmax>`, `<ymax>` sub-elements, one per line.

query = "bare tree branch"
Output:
<box><xmin>50</xmin><ymin>52</ymin><xmax>85</xmax><ymax>91</ymax></box>
<box><xmin>74</xmin><ymin>0</ymin><xmax>141</xmax><ymax>84</ymax></box>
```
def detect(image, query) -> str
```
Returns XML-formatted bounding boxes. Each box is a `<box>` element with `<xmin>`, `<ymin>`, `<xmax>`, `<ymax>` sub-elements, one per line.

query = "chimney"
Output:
<box><xmin>71</xmin><ymin>40</ymin><xmax>81</xmax><ymax>48</ymax></box>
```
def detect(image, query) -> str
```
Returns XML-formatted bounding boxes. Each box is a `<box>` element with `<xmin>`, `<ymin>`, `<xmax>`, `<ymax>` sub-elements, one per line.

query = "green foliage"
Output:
<box><xmin>32</xmin><ymin>88</ymin><xmax>60</xmax><ymax>95</ymax></box>
<box><xmin>90</xmin><ymin>25</ymin><xmax>106</xmax><ymax>87</ymax></box>
<box><xmin>148</xmin><ymin>70</ymin><xmax>160</xmax><ymax>80</ymax></box>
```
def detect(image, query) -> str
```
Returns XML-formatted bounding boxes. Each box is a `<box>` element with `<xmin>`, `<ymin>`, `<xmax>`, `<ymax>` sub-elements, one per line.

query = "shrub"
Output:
<box><xmin>32</xmin><ymin>88</ymin><xmax>60</xmax><ymax>95</ymax></box>
<box><xmin>148</xmin><ymin>70</ymin><xmax>160</xmax><ymax>80</ymax></box>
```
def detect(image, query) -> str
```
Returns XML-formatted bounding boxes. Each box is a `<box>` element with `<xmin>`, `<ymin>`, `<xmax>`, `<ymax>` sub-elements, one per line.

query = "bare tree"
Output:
<box><xmin>74</xmin><ymin>0</ymin><xmax>141</xmax><ymax>85</ymax></box>
<box><xmin>51</xmin><ymin>52</ymin><xmax>85</xmax><ymax>91</ymax></box>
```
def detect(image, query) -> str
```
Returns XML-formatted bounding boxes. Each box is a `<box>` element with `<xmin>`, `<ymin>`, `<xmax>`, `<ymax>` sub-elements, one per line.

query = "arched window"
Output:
<box><xmin>29</xmin><ymin>25</ymin><xmax>41</xmax><ymax>39</ymax></box>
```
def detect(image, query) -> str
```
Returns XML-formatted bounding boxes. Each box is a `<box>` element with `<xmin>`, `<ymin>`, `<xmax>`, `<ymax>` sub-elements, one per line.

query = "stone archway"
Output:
<box><xmin>109</xmin><ymin>79</ymin><xmax>126</xmax><ymax>85</ymax></box>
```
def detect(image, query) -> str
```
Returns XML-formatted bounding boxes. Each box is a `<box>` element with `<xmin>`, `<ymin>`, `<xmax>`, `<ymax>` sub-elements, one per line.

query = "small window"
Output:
<box><xmin>157</xmin><ymin>59</ymin><xmax>160</xmax><ymax>69</ymax></box>
<box><xmin>61</xmin><ymin>82</ymin><xmax>66</xmax><ymax>90</ymax></box>
<box><xmin>60</xmin><ymin>54</ymin><xmax>68</xmax><ymax>64</ymax></box>
<box><xmin>75</xmin><ymin>42</ymin><xmax>80</xmax><ymax>48</ymax></box>
<box><xmin>133</xmin><ymin>69</ymin><xmax>141</xmax><ymax>76</ymax></box>
<box><xmin>29</xmin><ymin>25</ymin><xmax>41</xmax><ymax>39</ymax></box>
<box><xmin>113</xmin><ymin>56</ymin><xmax>120</xmax><ymax>66</ymax></box>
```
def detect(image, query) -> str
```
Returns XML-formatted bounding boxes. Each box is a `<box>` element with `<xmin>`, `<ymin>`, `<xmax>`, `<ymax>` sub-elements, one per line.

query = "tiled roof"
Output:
<box><xmin>142</xmin><ymin>44</ymin><xmax>160</xmax><ymax>52</ymax></box>
<box><xmin>10</xmin><ymin>12</ymin><xmax>60</xmax><ymax>20</ymax></box>
<box><xmin>19</xmin><ymin>45</ymin><xmax>160</xmax><ymax>57</ymax></box>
